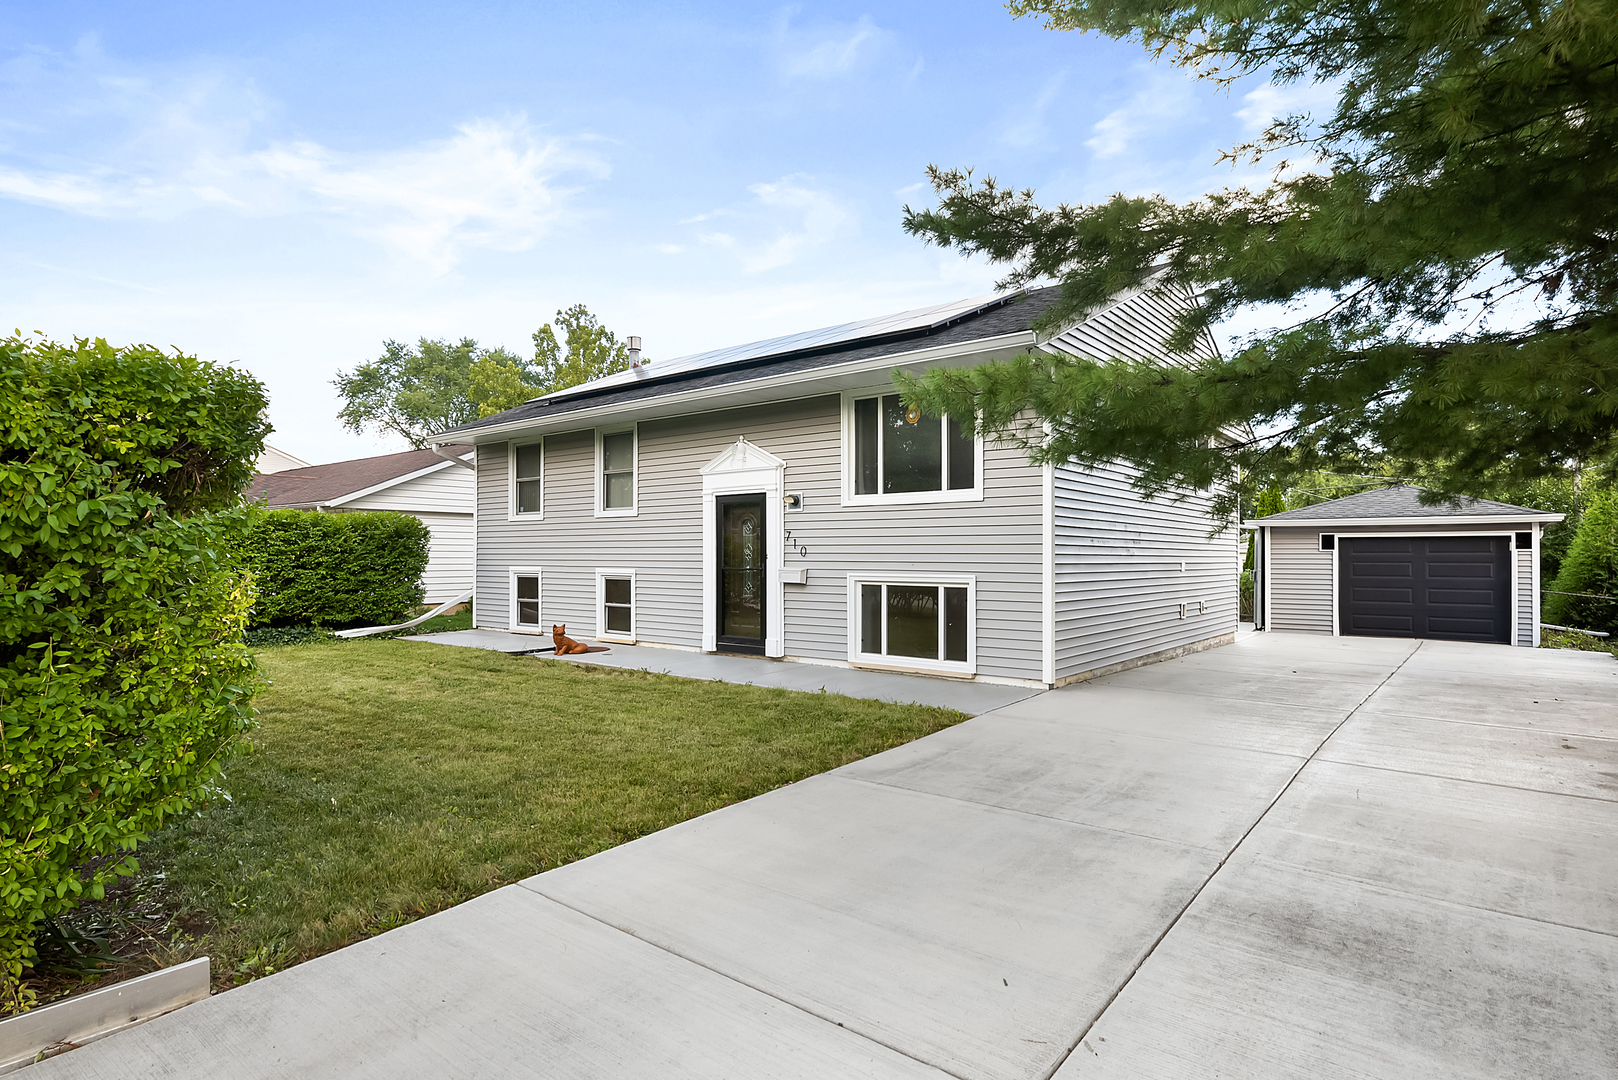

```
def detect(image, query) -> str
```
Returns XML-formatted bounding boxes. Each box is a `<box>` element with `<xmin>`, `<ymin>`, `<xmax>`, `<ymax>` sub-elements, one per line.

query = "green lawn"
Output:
<box><xmin>119</xmin><ymin>638</ymin><xmax>964</xmax><ymax>985</ymax></box>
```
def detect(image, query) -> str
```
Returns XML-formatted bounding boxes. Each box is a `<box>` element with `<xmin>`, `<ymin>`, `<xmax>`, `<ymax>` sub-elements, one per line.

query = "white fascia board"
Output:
<box><xmin>1243</xmin><ymin>513</ymin><xmax>1565</xmax><ymax>527</ymax></box>
<box><xmin>441</xmin><ymin>330</ymin><xmax>1037</xmax><ymax>444</ymax></box>
<box><xmin>323</xmin><ymin>457</ymin><xmax>467</xmax><ymax>509</ymax></box>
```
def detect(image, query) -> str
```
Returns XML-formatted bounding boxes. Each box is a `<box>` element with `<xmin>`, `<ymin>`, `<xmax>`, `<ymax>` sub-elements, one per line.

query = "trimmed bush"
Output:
<box><xmin>246</xmin><ymin>510</ymin><xmax>429</xmax><ymax>628</ymax></box>
<box><xmin>0</xmin><ymin>336</ymin><xmax>267</xmax><ymax>1010</ymax></box>
<box><xmin>1544</xmin><ymin>488</ymin><xmax>1618</xmax><ymax>635</ymax></box>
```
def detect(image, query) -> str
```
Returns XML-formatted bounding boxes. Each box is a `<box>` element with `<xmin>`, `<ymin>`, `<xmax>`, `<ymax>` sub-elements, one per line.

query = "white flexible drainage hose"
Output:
<box><xmin>334</xmin><ymin>589</ymin><xmax>475</xmax><ymax>639</ymax></box>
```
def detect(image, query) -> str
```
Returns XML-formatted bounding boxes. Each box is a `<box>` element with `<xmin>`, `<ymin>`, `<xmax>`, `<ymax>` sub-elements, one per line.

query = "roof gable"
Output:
<box><xmin>246</xmin><ymin>445</ymin><xmax>471</xmax><ymax>508</ymax></box>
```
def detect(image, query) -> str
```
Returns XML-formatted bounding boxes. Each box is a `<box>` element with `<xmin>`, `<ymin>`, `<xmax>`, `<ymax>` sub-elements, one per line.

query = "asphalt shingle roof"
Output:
<box><xmin>1249</xmin><ymin>484</ymin><xmax>1555</xmax><ymax>523</ymax></box>
<box><xmin>440</xmin><ymin>286</ymin><xmax>1068</xmax><ymax>436</ymax></box>
<box><xmin>245</xmin><ymin>445</ymin><xmax>471</xmax><ymax>508</ymax></box>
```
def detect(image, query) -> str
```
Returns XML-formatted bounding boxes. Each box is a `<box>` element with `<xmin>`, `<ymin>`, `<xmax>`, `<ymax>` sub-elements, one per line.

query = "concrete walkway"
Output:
<box><xmin>402</xmin><ymin>627</ymin><xmax>1041</xmax><ymax>715</ymax></box>
<box><xmin>38</xmin><ymin>634</ymin><xmax>1618</xmax><ymax>1078</ymax></box>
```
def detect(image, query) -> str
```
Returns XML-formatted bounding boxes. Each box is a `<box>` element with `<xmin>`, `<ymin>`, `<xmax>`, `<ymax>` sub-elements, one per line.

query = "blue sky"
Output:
<box><xmin>0</xmin><ymin>2</ymin><xmax>1313</xmax><ymax>462</ymax></box>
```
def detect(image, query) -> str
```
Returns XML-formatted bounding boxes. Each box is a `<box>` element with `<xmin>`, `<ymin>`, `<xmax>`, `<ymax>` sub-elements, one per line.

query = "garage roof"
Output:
<box><xmin>1245</xmin><ymin>484</ymin><xmax>1564</xmax><ymax>526</ymax></box>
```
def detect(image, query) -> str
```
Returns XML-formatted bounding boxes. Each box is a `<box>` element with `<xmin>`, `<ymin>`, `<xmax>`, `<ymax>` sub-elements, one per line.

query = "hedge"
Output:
<box><xmin>0</xmin><ymin>336</ymin><xmax>267</xmax><ymax>1011</ymax></box>
<box><xmin>246</xmin><ymin>510</ymin><xmax>429</xmax><ymax>628</ymax></box>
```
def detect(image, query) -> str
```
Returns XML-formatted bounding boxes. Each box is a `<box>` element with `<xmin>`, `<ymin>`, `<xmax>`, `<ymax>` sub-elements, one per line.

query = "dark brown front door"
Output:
<box><xmin>716</xmin><ymin>493</ymin><xmax>766</xmax><ymax>654</ymax></box>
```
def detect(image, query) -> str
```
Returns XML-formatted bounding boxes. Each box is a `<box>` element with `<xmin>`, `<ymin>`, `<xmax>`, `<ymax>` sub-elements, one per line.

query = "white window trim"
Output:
<box><xmin>508</xmin><ymin>439</ymin><xmax>544</xmax><ymax>521</ymax></box>
<box><xmin>846</xmin><ymin>573</ymin><xmax>977</xmax><ymax>677</ymax></box>
<box><xmin>508</xmin><ymin>567</ymin><xmax>544</xmax><ymax>635</ymax></box>
<box><xmin>839</xmin><ymin>388</ymin><xmax>984</xmax><ymax>507</ymax></box>
<box><xmin>595</xmin><ymin>568</ymin><xmax>637</xmax><ymax>644</ymax></box>
<box><xmin>594</xmin><ymin>424</ymin><xmax>639</xmax><ymax>517</ymax></box>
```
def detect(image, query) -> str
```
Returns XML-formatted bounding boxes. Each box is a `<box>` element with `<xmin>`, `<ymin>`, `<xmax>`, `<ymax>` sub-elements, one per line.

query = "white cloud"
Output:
<box><xmin>681</xmin><ymin>175</ymin><xmax>856</xmax><ymax>273</ymax></box>
<box><xmin>1086</xmin><ymin>74</ymin><xmax>1198</xmax><ymax>159</ymax></box>
<box><xmin>1235</xmin><ymin>80</ymin><xmax>1340</xmax><ymax>133</ymax></box>
<box><xmin>776</xmin><ymin>14</ymin><xmax>889</xmax><ymax>80</ymax></box>
<box><xmin>0</xmin><ymin>46</ymin><xmax>605</xmax><ymax>269</ymax></box>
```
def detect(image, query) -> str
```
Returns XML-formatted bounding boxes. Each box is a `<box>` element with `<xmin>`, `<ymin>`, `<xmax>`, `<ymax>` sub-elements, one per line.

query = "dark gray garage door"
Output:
<box><xmin>1338</xmin><ymin>535</ymin><xmax>1511</xmax><ymax>643</ymax></box>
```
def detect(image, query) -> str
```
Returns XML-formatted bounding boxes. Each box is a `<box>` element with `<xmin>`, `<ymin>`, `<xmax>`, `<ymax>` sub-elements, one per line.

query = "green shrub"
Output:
<box><xmin>246</xmin><ymin>510</ymin><xmax>429</xmax><ymax>628</ymax></box>
<box><xmin>1543</xmin><ymin>488</ymin><xmax>1618</xmax><ymax>635</ymax></box>
<box><xmin>0</xmin><ymin>336</ymin><xmax>267</xmax><ymax>1010</ymax></box>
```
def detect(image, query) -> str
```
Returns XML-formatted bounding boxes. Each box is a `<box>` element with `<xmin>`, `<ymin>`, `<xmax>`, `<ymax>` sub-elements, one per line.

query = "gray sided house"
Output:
<box><xmin>1246</xmin><ymin>485</ymin><xmax>1565</xmax><ymax>647</ymax></box>
<box><xmin>437</xmin><ymin>286</ymin><xmax>1239</xmax><ymax>689</ymax></box>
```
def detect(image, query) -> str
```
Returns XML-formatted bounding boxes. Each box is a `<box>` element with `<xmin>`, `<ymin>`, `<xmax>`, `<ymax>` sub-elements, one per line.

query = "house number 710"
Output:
<box><xmin>784</xmin><ymin>529</ymin><xmax>809</xmax><ymax>558</ymax></box>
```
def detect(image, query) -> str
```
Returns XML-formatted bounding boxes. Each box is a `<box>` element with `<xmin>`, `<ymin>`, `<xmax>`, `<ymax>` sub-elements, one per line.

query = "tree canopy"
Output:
<box><xmin>899</xmin><ymin>0</ymin><xmax>1618</xmax><ymax>518</ymax></box>
<box><xmin>333</xmin><ymin>305</ymin><xmax>635</xmax><ymax>447</ymax></box>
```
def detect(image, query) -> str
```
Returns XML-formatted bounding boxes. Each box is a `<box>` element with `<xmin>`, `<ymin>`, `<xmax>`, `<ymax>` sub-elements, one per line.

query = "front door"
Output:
<box><xmin>716</xmin><ymin>493</ymin><xmax>767</xmax><ymax>654</ymax></box>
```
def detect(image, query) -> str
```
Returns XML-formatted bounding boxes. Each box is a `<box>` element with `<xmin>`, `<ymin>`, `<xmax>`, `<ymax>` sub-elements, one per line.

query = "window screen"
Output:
<box><xmin>514</xmin><ymin>575</ymin><xmax>540</xmax><ymax>627</ymax></box>
<box><xmin>603</xmin><ymin>576</ymin><xmax>632</xmax><ymax>635</ymax></box>
<box><xmin>602</xmin><ymin>431</ymin><xmax>634</xmax><ymax>509</ymax></box>
<box><xmin>514</xmin><ymin>443</ymin><xmax>542</xmax><ymax>515</ymax></box>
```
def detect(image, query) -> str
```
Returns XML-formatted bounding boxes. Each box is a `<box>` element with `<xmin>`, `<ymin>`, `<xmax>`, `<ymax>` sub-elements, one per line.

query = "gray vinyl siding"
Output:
<box><xmin>1268</xmin><ymin>528</ymin><xmax>1334</xmax><ymax>633</ymax></box>
<box><xmin>474</xmin><ymin>394</ymin><xmax>1047</xmax><ymax>681</ymax></box>
<box><xmin>1265</xmin><ymin>522</ymin><xmax>1541</xmax><ymax>644</ymax></box>
<box><xmin>1048</xmin><ymin>281</ymin><xmax>1235</xmax><ymax>680</ymax></box>
<box><xmin>1053</xmin><ymin>462</ymin><xmax>1238</xmax><ymax>681</ymax></box>
<box><xmin>1517</xmin><ymin>544</ymin><xmax>1535</xmax><ymax>647</ymax></box>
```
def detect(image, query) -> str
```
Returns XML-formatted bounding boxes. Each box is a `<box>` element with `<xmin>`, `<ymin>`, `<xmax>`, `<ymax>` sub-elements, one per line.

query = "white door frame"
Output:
<box><xmin>701</xmin><ymin>437</ymin><xmax>786</xmax><ymax>657</ymax></box>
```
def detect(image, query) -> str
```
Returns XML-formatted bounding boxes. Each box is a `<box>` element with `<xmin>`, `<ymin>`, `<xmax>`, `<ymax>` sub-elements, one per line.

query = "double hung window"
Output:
<box><xmin>847</xmin><ymin>392</ymin><xmax>977</xmax><ymax>502</ymax></box>
<box><xmin>598</xmin><ymin>428</ymin><xmax>636</xmax><ymax>513</ymax></box>
<box><xmin>511</xmin><ymin>441</ymin><xmax>543</xmax><ymax>517</ymax></box>
<box><xmin>851</xmin><ymin>579</ymin><xmax>973</xmax><ymax>673</ymax></box>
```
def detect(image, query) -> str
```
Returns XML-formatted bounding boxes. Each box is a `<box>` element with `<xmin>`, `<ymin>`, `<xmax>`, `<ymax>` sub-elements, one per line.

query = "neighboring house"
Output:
<box><xmin>246</xmin><ymin>446</ymin><xmax>475</xmax><ymax>605</ymax></box>
<box><xmin>257</xmin><ymin>444</ymin><xmax>312</xmax><ymax>474</ymax></box>
<box><xmin>434</xmin><ymin>286</ymin><xmax>1239</xmax><ymax>689</ymax></box>
<box><xmin>1244</xmin><ymin>485</ymin><xmax>1565</xmax><ymax>646</ymax></box>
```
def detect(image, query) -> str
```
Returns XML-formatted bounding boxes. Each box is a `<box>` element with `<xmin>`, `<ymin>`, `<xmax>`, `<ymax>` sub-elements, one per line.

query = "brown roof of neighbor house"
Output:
<box><xmin>245</xmin><ymin>445</ymin><xmax>472</xmax><ymax>509</ymax></box>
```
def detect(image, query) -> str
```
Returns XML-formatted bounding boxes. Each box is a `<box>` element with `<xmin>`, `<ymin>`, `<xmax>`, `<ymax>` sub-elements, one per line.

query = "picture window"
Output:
<box><xmin>857</xmin><ymin>582</ymin><xmax>969</xmax><ymax>665</ymax></box>
<box><xmin>852</xmin><ymin>394</ymin><xmax>974</xmax><ymax>497</ymax></box>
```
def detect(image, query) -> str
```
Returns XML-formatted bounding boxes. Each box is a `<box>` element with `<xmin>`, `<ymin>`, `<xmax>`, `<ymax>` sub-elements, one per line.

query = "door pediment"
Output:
<box><xmin>700</xmin><ymin>436</ymin><xmax>787</xmax><ymax>477</ymax></box>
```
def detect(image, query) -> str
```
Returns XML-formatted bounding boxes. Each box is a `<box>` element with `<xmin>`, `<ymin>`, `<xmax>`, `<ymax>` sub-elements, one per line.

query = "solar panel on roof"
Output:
<box><xmin>541</xmin><ymin>289</ymin><xmax>1022</xmax><ymax>402</ymax></box>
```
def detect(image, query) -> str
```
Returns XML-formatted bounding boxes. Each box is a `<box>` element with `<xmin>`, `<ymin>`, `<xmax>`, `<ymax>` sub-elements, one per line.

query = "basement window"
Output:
<box><xmin>510</xmin><ymin>570</ymin><xmax>542</xmax><ymax>632</ymax></box>
<box><xmin>597</xmin><ymin>571</ymin><xmax>636</xmax><ymax>642</ymax></box>
<box><xmin>849</xmin><ymin>578</ymin><xmax>974</xmax><ymax>675</ymax></box>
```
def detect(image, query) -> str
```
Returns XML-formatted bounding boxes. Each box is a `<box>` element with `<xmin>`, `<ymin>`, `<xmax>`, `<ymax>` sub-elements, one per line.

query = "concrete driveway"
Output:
<box><xmin>38</xmin><ymin>634</ymin><xmax>1618</xmax><ymax>1079</ymax></box>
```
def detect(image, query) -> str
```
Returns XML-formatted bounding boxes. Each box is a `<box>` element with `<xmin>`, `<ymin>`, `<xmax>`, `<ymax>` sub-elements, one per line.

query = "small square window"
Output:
<box><xmin>1515</xmin><ymin>531</ymin><xmax>1532</xmax><ymax>549</ymax></box>
<box><xmin>1319</xmin><ymin>533</ymin><xmax>1336</xmax><ymax>551</ymax></box>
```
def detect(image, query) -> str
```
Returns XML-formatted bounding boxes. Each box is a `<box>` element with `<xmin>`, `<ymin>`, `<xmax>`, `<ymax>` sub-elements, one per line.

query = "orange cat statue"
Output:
<box><xmin>552</xmin><ymin>624</ymin><xmax>590</xmax><ymax>655</ymax></box>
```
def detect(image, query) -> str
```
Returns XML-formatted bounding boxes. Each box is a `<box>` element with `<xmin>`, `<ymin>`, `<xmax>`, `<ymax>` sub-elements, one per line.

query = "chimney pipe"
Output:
<box><xmin>627</xmin><ymin>335</ymin><xmax>643</xmax><ymax>367</ymax></box>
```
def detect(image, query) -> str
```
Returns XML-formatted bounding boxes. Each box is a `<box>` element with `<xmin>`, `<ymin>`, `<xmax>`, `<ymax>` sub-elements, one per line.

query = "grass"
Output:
<box><xmin>34</xmin><ymin>638</ymin><xmax>964</xmax><ymax>998</ymax></box>
<box><xmin>1540</xmin><ymin>627</ymin><xmax>1618</xmax><ymax>656</ymax></box>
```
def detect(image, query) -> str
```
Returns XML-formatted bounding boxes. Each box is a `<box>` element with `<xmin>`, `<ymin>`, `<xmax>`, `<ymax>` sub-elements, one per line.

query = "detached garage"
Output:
<box><xmin>1245</xmin><ymin>485</ymin><xmax>1564</xmax><ymax>646</ymax></box>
